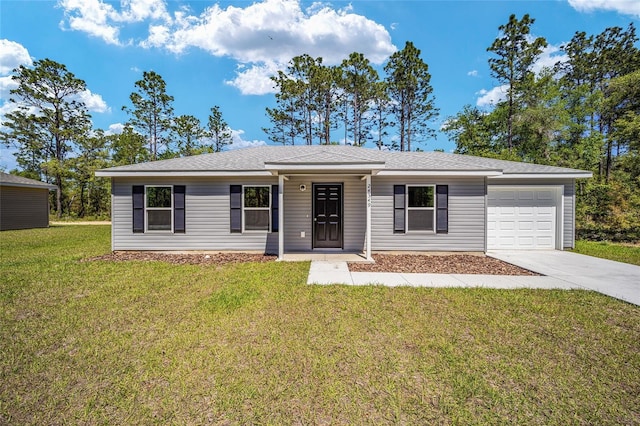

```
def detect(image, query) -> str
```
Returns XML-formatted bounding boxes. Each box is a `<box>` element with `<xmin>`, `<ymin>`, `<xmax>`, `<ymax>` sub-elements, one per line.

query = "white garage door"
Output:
<box><xmin>487</xmin><ymin>187</ymin><xmax>560</xmax><ymax>250</ymax></box>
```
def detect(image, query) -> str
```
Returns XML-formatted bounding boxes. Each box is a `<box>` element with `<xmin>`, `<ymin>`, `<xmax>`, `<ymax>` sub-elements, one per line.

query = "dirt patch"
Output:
<box><xmin>85</xmin><ymin>251</ymin><xmax>277</xmax><ymax>265</ymax></box>
<box><xmin>349</xmin><ymin>254</ymin><xmax>538</xmax><ymax>275</ymax></box>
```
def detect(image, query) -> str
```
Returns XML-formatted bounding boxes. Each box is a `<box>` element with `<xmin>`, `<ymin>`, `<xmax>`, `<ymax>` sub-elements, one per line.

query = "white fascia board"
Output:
<box><xmin>95</xmin><ymin>170</ymin><xmax>273</xmax><ymax>177</ymax></box>
<box><xmin>375</xmin><ymin>170</ymin><xmax>502</xmax><ymax>177</ymax></box>
<box><xmin>488</xmin><ymin>172</ymin><xmax>592</xmax><ymax>179</ymax></box>
<box><xmin>0</xmin><ymin>182</ymin><xmax>57</xmax><ymax>190</ymax></box>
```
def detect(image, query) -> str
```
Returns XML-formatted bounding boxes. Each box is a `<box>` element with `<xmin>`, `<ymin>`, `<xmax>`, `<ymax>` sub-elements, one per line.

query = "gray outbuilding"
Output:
<box><xmin>96</xmin><ymin>145</ymin><xmax>592</xmax><ymax>259</ymax></box>
<box><xmin>0</xmin><ymin>172</ymin><xmax>56</xmax><ymax>231</ymax></box>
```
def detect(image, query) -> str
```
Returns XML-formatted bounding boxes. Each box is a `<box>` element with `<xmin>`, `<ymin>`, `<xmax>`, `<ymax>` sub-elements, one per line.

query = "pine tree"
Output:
<box><xmin>0</xmin><ymin>58</ymin><xmax>91</xmax><ymax>216</ymax></box>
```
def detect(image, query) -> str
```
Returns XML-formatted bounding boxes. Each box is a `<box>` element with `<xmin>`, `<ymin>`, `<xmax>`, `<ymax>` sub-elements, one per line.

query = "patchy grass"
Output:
<box><xmin>1</xmin><ymin>226</ymin><xmax>639</xmax><ymax>424</ymax></box>
<box><xmin>573</xmin><ymin>240</ymin><xmax>640</xmax><ymax>266</ymax></box>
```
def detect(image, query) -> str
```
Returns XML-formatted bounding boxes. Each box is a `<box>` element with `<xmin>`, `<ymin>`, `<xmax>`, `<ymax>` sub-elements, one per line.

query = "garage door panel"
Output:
<box><xmin>536</xmin><ymin>190</ymin><xmax>555</xmax><ymax>201</ymax></box>
<box><xmin>499</xmin><ymin>221</ymin><xmax>515</xmax><ymax>231</ymax></box>
<box><xmin>518</xmin><ymin>190</ymin><xmax>534</xmax><ymax>200</ymax></box>
<box><xmin>518</xmin><ymin>221</ymin><xmax>534</xmax><ymax>231</ymax></box>
<box><xmin>518</xmin><ymin>236</ymin><xmax>534</xmax><ymax>247</ymax></box>
<box><xmin>537</xmin><ymin>220</ymin><xmax>553</xmax><ymax>231</ymax></box>
<box><xmin>488</xmin><ymin>187</ymin><xmax>558</xmax><ymax>250</ymax></box>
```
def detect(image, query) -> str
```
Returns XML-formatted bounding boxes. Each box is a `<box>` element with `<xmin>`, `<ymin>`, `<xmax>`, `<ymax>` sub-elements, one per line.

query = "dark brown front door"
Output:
<box><xmin>313</xmin><ymin>184</ymin><xmax>342</xmax><ymax>249</ymax></box>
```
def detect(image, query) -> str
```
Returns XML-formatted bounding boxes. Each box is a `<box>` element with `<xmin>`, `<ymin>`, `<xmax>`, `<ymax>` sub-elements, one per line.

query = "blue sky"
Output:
<box><xmin>1</xmin><ymin>0</ymin><xmax>639</xmax><ymax>170</ymax></box>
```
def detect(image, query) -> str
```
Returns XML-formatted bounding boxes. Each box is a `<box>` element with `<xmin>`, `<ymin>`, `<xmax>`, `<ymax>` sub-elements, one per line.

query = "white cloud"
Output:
<box><xmin>467</xmin><ymin>70</ymin><xmax>478</xmax><ymax>77</ymax></box>
<box><xmin>105</xmin><ymin>122</ymin><xmax>125</xmax><ymax>135</ymax></box>
<box><xmin>568</xmin><ymin>0</ymin><xmax>640</xmax><ymax>17</ymax></box>
<box><xmin>0</xmin><ymin>75</ymin><xmax>18</xmax><ymax>100</ymax></box>
<box><xmin>58</xmin><ymin>0</ymin><xmax>122</xmax><ymax>45</ymax></box>
<box><xmin>58</xmin><ymin>0</ymin><xmax>171</xmax><ymax>45</ymax></box>
<box><xmin>225</xmin><ymin>62</ymin><xmax>280</xmax><ymax>95</ymax></box>
<box><xmin>58</xmin><ymin>0</ymin><xmax>396</xmax><ymax>95</ymax></box>
<box><xmin>476</xmin><ymin>85</ymin><xmax>508</xmax><ymax>107</ymax></box>
<box><xmin>150</xmin><ymin>0</ymin><xmax>394</xmax><ymax>64</ymax></box>
<box><xmin>76</xmin><ymin>90</ymin><xmax>110</xmax><ymax>113</ymax></box>
<box><xmin>0</xmin><ymin>39</ymin><xmax>33</xmax><ymax>74</ymax></box>
<box><xmin>227</xmin><ymin>129</ymin><xmax>267</xmax><ymax>150</ymax></box>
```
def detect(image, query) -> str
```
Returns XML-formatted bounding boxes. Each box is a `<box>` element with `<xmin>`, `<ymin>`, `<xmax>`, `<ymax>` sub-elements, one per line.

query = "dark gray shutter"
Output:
<box><xmin>436</xmin><ymin>185</ymin><xmax>448</xmax><ymax>234</ymax></box>
<box><xmin>271</xmin><ymin>184</ymin><xmax>279</xmax><ymax>232</ymax></box>
<box><xmin>174</xmin><ymin>185</ymin><xmax>185</xmax><ymax>233</ymax></box>
<box><xmin>393</xmin><ymin>185</ymin><xmax>405</xmax><ymax>233</ymax></box>
<box><xmin>132</xmin><ymin>185</ymin><xmax>144</xmax><ymax>233</ymax></box>
<box><xmin>230</xmin><ymin>185</ymin><xmax>242</xmax><ymax>233</ymax></box>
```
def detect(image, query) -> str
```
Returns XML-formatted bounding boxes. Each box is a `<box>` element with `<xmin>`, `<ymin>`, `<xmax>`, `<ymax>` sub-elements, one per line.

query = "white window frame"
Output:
<box><xmin>242</xmin><ymin>185</ymin><xmax>271</xmax><ymax>233</ymax></box>
<box><xmin>406</xmin><ymin>184</ymin><xmax>436</xmax><ymax>233</ymax></box>
<box><xmin>145</xmin><ymin>185</ymin><xmax>173</xmax><ymax>232</ymax></box>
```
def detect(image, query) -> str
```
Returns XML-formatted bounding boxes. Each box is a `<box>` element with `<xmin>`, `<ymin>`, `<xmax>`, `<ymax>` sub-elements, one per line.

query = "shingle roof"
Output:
<box><xmin>96</xmin><ymin>145</ymin><xmax>592</xmax><ymax>177</ymax></box>
<box><xmin>0</xmin><ymin>172</ymin><xmax>57</xmax><ymax>189</ymax></box>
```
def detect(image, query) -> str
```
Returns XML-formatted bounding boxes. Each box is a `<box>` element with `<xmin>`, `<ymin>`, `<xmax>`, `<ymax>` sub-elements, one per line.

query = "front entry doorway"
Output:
<box><xmin>313</xmin><ymin>183</ymin><xmax>343</xmax><ymax>249</ymax></box>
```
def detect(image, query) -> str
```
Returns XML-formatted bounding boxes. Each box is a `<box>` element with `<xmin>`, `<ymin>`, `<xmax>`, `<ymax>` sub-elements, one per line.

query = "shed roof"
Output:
<box><xmin>96</xmin><ymin>145</ymin><xmax>592</xmax><ymax>178</ymax></box>
<box><xmin>0</xmin><ymin>172</ymin><xmax>57</xmax><ymax>189</ymax></box>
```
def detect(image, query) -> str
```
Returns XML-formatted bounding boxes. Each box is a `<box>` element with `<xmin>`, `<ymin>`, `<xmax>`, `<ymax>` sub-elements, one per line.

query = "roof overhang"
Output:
<box><xmin>488</xmin><ymin>172</ymin><xmax>593</xmax><ymax>179</ymax></box>
<box><xmin>375</xmin><ymin>169</ymin><xmax>502</xmax><ymax>177</ymax></box>
<box><xmin>0</xmin><ymin>182</ymin><xmax>57</xmax><ymax>190</ymax></box>
<box><xmin>264</xmin><ymin>160</ymin><xmax>386</xmax><ymax>176</ymax></box>
<box><xmin>95</xmin><ymin>170</ymin><xmax>273</xmax><ymax>178</ymax></box>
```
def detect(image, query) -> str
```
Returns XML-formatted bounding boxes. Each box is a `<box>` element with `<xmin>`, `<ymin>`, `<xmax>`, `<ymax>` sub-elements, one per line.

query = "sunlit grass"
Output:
<box><xmin>573</xmin><ymin>240</ymin><xmax>640</xmax><ymax>266</ymax></box>
<box><xmin>1</xmin><ymin>226</ymin><xmax>639</xmax><ymax>424</ymax></box>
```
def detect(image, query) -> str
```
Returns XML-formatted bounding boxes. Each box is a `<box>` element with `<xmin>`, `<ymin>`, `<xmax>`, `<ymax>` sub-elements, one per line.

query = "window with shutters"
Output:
<box><xmin>146</xmin><ymin>186</ymin><xmax>172</xmax><ymax>231</ymax></box>
<box><xmin>406</xmin><ymin>185</ymin><xmax>435</xmax><ymax>232</ymax></box>
<box><xmin>243</xmin><ymin>185</ymin><xmax>270</xmax><ymax>232</ymax></box>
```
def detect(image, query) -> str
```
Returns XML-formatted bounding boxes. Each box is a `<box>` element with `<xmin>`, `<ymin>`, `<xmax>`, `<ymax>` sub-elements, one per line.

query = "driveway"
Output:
<box><xmin>488</xmin><ymin>250</ymin><xmax>640</xmax><ymax>306</ymax></box>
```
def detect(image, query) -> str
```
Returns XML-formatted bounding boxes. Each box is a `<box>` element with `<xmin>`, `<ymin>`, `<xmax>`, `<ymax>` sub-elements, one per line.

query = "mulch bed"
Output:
<box><xmin>85</xmin><ymin>251</ymin><xmax>278</xmax><ymax>265</ymax></box>
<box><xmin>349</xmin><ymin>254</ymin><xmax>538</xmax><ymax>275</ymax></box>
<box><xmin>85</xmin><ymin>252</ymin><xmax>537</xmax><ymax>275</ymax></box>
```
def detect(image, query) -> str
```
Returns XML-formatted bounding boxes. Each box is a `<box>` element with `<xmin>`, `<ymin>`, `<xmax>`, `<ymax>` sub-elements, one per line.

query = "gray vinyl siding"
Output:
<box><xmin>486</xmin><ymin>178</ymin><xmax>576</xmax><ymax>249</ymax></box>
<box><xmin>283</xmin><ymin>175</ymin><xmax>365</xmax><ymax>252</ymax></box>
<box><xmin>370</xmin><ymin>177</ymin><xmax>486</xmax><ymax>252</ymax></box>
<box><xmin>0</xmin><ymin>186</ymin><xmax>50</xmax><ymax>231</ymax></box>
<box><xmin>111</xmin><ymin>177</ymin><xmax>278</xmax><ymax>252</ymax></box>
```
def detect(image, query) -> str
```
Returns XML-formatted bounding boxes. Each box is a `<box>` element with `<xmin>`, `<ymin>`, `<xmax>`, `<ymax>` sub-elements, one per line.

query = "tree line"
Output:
<box><xmin>443</xmin><ymin>15</ymin><xmax>640</xmax><ymax>240</ymax></box>
<box><xmin>1</xmin><ymin>65</ymin><xmax>233</xmax><ymax>218</ymax></box>
<box><xmin>263</xmin><ymin>42</ymin><xmax>438</xmax><ymax>151</ymax></box>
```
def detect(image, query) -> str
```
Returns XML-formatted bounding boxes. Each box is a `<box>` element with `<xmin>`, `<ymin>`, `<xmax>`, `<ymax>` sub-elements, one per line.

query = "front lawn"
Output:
<box><xmin>1</xmin><ymin>226</ymin><xmax>639</xmax><ymax>424</ymax></box>
<box><xmin>573</xmin><ymin>240</ymin><xmax>640</xmax><ymax>266</ymax></box>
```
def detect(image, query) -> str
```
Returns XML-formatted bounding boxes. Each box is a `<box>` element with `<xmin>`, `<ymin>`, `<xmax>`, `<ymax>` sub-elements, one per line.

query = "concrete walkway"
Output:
<box><xmin>307</xmin><ymin>251</ymin><xmax>640</xmax><ymax>306</ymax></box>
<box><xmin>307</xmin><ymin>261</ymin><xmax>581</xmax><ymax>289</ymax></box>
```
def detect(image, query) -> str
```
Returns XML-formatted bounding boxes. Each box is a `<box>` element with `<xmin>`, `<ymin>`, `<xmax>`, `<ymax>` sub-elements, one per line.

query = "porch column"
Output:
<box><xmin>366</xmin><ymin>173</ymin><xmax>372</xmax><ymax>261</ymax></box>
<box><xmin>278</xmin><ymin>174</ymin><xmax>285</xmax><ymax>260</ymax></box>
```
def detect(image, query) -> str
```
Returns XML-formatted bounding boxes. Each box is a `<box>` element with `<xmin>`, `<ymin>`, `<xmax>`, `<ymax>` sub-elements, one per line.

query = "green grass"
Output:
<box><xmin>573</xmin><ymin>240</ymin><xmax>640</xmax><ymax>266</ymax></box>
<box><xmin>2</xmin><ymin>226</ymin><xmax>639</xmax><ymax>424</ymax></box>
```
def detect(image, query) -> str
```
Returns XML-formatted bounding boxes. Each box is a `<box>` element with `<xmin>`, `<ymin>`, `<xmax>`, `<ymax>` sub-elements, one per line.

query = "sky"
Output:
<box><xmin>1</xmin><ymin>0</ymin><xmax>639</xmax><ymax>171</ymax></box>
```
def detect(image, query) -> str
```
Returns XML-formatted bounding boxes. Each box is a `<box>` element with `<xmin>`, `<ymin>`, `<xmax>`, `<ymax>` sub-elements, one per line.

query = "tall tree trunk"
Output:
<box><xmin>55</xmin><ymin>175</ymin><xmax>63</xmax><ymax>218</ymax></box>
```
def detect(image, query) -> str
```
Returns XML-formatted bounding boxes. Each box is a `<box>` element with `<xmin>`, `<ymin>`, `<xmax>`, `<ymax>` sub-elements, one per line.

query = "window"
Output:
<box><xmin>243</xmin><ymin>186</ymin><xmax>270</xmax><ymax>231</ymax></box>
<box><xmin>146</xmin><ymin>186</ymin><xmax>172</xmax><ymax>231</ymax></box>
<box><xmin>407</xmin><ymin>185</ymin><xmax>435</xmax><ymax>231</ymax></box>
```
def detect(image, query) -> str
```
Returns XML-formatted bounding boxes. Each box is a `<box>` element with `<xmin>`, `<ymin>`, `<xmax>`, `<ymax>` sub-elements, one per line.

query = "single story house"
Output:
<box><xmin>0</xmin><ymin>172</ymin><xmax>56</xmax><ymax>231</ymax></box>
<box><xmin>96</xmin><ymin>145</ymin><xmax>592</xmax><ymax>260</ymax></box>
